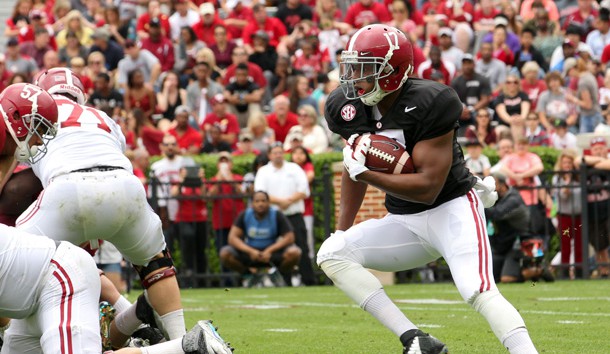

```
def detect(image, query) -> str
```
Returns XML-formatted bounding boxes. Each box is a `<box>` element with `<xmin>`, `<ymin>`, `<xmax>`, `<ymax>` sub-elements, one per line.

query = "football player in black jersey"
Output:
<box><xmin>316</xmin><ymin>24</ymin><xmax>538</xmax><ymax>354</ymax></box>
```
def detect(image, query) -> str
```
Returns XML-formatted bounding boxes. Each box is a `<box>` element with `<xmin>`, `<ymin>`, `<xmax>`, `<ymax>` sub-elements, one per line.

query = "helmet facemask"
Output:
<box><xmin>0</xmin><ymin>105</ymin><xmax>58</xmax><ymax>164</ymax></box>
<box><xmin>340</xmin><ymin>51</ymin><xmax>396</xmax><ymax>106</ymax></box>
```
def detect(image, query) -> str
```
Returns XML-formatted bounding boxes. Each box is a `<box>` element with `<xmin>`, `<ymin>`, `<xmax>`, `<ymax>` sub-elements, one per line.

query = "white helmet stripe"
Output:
<box><xmin>63</xmin><ymin>68</ymin><xmax>74</xmax><ymax>86</ymax></box>
<box><xmin>347</xmin><ymin>26</ymin><xmax>367</xmax><ymax>52</ymax></box>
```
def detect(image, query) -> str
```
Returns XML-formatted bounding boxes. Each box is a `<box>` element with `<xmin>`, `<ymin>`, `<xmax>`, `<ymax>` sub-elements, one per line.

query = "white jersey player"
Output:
<box><xmin>0</xmin><ymin>83</ymin><xmax>101</xmax><ymax>353</ymax></box>
<box><xmin>15</xmin><ymin>68</ymin><xmax>187</xmax><ymax>342</ymax></box>
<box><xmin>0</xmin><ymin>228</ymin><xmax>101</xmax><ymax>354</ymax></box>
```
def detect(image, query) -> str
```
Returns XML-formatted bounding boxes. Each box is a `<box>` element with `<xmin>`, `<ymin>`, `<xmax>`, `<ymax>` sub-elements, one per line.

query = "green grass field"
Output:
<box><xmin>147</xmin><ymin>280</ymin><xmax>610</xmax><ymax>354</ymax></box>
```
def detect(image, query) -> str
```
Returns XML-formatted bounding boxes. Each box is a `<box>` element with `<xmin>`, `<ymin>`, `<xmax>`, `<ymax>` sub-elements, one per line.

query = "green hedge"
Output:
<box><xmin>150</xmin><ymin>147</ymin><xmax>562</xmax><ymax>270</ymax></box>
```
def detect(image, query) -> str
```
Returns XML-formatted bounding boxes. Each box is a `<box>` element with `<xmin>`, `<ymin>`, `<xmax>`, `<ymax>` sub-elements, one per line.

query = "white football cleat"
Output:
<box><xmin>182</xmin><ymin>320</ymin><xmax>234</xmax><ymax>354</ymax></box>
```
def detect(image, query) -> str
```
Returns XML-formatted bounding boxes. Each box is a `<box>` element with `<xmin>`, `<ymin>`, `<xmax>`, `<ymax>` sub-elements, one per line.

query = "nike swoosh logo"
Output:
<box><xmin>404</xmin><ymin>106</ymin><xmax>417</xmax><ymax>113</ymax></box>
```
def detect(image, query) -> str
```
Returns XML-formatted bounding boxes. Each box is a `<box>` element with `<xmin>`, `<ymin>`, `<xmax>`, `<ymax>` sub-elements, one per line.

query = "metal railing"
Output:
<box><xmin>147</xmin><ymin>165</ymin><xmax>334</xmax><ymax>288</ymax></box>
<box><xmin>140</xmin><ymin>164</ymin><xmax>610</xmax><ymax>287</ymax></box>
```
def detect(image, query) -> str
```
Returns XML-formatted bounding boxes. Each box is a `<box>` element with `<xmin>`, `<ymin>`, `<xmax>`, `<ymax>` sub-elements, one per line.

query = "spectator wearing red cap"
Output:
<box><xmin>267</xmin><ymin>95</ymin><xmax>298</xmax><ymax>144</ymax></box>
<box><xmin>550</xmin><ymin>25</ymin><xmax>593</xmax><ymax>70</ymax></box>
<box><xmin>169</xmin><ymin>105</ymin><xmax>203</xmax><ymax>156</ymax></box>
<box><xmin>344</xmin><ymin>0</ymin><xmax>391</xmax><ymax>29</ymax></box>
<box><xmin>192</xmin><ymin>3</ymin><xmax>226</xmax><ymax>47</ymax></box>
<box><xmin>202</xmin><ymin>93</ymin><xmax>240</xmax><ymax>149</ymax></box>
<box><xmin>141</xmin><ymin>18</ymin><xmax>175</xmax><ymax>72</ymax></box>
<box><xmin>241</xmin><ymin>3</ymin><xmax>288</xmax><ymax>54</ymax></box>
<box><xmin>136</xmin><ymin>0</ymin><xmax>170</xmax><ymax>39</ymax></box>
<box><xmin>20</xmin><ymin>8</ymin><xmax>57</xmax><ymax>49</ymax></box>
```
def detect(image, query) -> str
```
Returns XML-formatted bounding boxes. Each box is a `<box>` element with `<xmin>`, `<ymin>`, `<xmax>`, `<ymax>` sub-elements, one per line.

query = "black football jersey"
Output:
<box><xmin>325</xmin><ymin>77</ymin><xmax>476</xmax><ymax>214</ymax></box>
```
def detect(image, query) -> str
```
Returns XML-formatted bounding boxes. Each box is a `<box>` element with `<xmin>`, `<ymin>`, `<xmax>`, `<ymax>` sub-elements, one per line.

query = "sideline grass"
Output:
<box><xmin>166</xmin><ymin>280</ymin><xmax>609</xmax><ymax>353</ymax></box>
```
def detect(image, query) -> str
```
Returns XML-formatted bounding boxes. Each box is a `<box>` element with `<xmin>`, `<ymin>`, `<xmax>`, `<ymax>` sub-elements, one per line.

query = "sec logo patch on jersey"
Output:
<box><xmin>341</xmin><ymin>104</ymin><xmax>356</xmax><ymax>121</ymax></box>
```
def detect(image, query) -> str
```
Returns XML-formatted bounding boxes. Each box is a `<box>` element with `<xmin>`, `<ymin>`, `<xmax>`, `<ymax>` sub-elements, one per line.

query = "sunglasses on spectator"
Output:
<box><xmin>506</xmin><ymin>80</ymin><xmax>518</xmax><ymax>84</ymax></box>
<box><xmin>162</xmin><ymin>142</ymin><xmax>177</xmax><ymax>146</ymax></box>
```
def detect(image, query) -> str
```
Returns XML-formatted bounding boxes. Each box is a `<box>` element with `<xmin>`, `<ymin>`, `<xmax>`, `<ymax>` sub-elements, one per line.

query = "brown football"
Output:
<box><xmin>354</xmin><ymin>134</ymin><xmax>415</xmax><ymax>174</ymax></box>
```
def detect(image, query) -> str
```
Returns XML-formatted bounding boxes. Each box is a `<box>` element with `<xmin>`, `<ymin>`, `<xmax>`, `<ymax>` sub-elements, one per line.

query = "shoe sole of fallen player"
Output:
<box><xmin>182</xmin><ymin>320</ymin><xmax>234</xmax><ymax>354</ymax></box>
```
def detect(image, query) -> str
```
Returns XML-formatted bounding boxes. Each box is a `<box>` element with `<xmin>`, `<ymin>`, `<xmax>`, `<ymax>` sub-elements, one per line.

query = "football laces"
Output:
<box><xmin>368</xmin><ymin>147</ymin><xmax>395</xmax><ymax>163</ymax></box>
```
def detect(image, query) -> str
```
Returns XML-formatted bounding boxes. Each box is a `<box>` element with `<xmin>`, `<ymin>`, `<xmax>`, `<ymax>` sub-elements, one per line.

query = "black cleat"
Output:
<box><xmin>135</xmin><ymin>293</ymin><xmax>158</xmax><ymax>329</ymax></box>
<box><xmin>401</xmin><ymin>329</ymin><xmax>449</xmax><ymax>354</ymax></box>
<box><xmin>132</xmin><ymin>325</ymin><xmax>166</xmax><ymax>345</ymax></box>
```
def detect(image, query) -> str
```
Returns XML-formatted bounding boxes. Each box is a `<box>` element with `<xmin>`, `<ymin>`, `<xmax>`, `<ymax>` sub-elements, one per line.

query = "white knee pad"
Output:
<box><xmin>469</xmin><ymin>289</ymin><xmax>526</xmax><ymax>342</ymax></box>
<box><xmin>320</xmin><ymin>258</ymin><xmax>382</xmax><ymax>307</ymax></box>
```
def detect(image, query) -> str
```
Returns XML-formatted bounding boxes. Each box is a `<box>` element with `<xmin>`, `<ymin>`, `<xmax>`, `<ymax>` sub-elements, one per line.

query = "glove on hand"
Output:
<box><xmin>475</xmin><ymin>175</ymin><xmax>498</xmax><ymax>208</ymax></box>
<box><xmin>343</xmin><ymin>133</ymin><xmax>371</xmax><ymax>181</ymax></box>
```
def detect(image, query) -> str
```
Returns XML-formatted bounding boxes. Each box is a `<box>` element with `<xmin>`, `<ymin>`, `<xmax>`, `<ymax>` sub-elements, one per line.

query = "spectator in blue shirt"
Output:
<box><xmin>219</xmin><ymin>191</ymin><xmax>302</xmax><ymax>286</ymax></box>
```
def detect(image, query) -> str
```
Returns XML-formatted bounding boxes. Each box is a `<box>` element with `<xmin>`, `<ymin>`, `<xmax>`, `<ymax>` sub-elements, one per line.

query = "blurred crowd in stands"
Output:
<box><xmin>5</xmin><ymin>0</ymin><xmax>610</xmax><ymax>286</ymax></box>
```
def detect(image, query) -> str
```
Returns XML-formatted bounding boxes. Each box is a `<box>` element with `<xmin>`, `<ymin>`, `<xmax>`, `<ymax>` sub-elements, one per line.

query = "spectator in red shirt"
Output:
<box><xmin>223</xmin><ymin>47</ymin><xmax>267</xmax><ymax>88</ymax></box>
<box><xmin>267</xmin><ymin>95</ymin><xmax>298</xmax><ymax>144</ymax></box>
<box><xmin>170</xmin><ymin>166</ymin><xmax>208</xmax><ymax>287</ymax></box>
<box><xmin>202</xmin><ymin>93</ymin><xmax>241</xmax><ymax>149</ymax></box>
<box><xmin>128</xmin><ymin>148</ymin><xmax>150</xmax><ymax>188</ymax></box>
<box><xmin>473</xmin><ymin>0</ymin><xmax>500</xmax><ymax>32</ymax></box>
<box><xmin>241</xmin><ymin>3</ymin><xmax>288</xmax><ymax>54</ymax></box>
<box><xmin>136</xmin><ymin>0</ymin><xmax>171</xmax><ymax>39</ymax></box>
<box><xmin>168</xmin><ymin>105</ymin><xmax>203</xmax><ymax>156</ymax></box>
<box><xmin>232</xmin><ymin>132</ymin><xmax>261</xmax><ymax>156</ymax></box>
<box><xmin>5</xmin><ymin>0</ymin><xmax>33</xmax><ymax>39</ymax></box>
<box><xmin>344</xmin><ymin>0</ymin><xmax>391</xmax><ymax>29</ymax></box>
<box><xmin>520</xmin><ymin>61</ymin><xmax>547</xmax><ymax>112</ymax></box>
<box><xmin>140</xmin><ymin>18</ymin><xmax>175</xmax><ymax>72</ymax></box>
<box><xmin>207</xmin><ymin>152</ymin><xmax>246</xmax><ymax>276</ymax></box>
<box><xmin>223</xmin><ymin>0</ymin><xmax>254</xmax><ymax>40</ymax></box>
<box><xmin>193</xmin><ymin>3</ymin><xmax>227</xmax><ymax>47</ymax></box>
<box><xmin>132</xmin><ymin>107</ymin><xmax>166</xmax><ymax>156</ymax></box>
<box><xmin>417</xmin><ymin>45</ymin><xmax>455</xmax><ymax>85</ymax></box>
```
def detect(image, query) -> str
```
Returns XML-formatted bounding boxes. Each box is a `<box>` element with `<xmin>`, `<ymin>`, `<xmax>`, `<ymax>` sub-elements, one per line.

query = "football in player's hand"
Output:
<box><xmin>353</xmin><ymin>134</ymin><xmax>415</xmax><ymax>174</ymax></box>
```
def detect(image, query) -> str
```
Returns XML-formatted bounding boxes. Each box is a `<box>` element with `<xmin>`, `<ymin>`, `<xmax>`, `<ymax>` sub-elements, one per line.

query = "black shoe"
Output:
<box><xmin>135</xmin><ymin>293</ymin><xmax>158</xmax><ymax>329</ymax></box>
<box><xmin>401</xmin><ymin>329</ymin><xmax>449</xmax><ymax>354</ymax></box>
<box><xmin>132</xmin><ymin>325</ymin><xmax>165</xmax><ymax>345</ymax></box>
